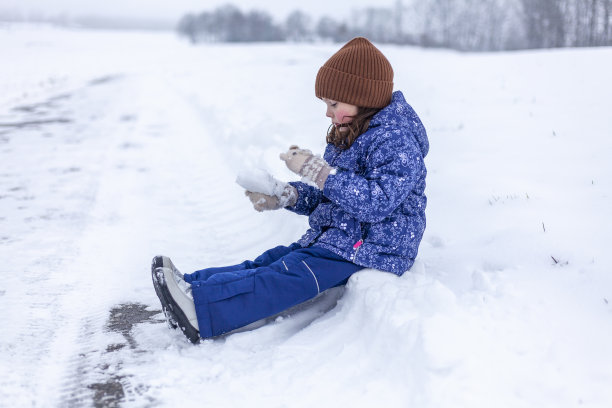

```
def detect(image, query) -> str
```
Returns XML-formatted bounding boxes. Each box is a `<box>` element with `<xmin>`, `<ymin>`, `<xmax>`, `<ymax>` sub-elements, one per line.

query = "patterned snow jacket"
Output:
<box><xmin>287</xmin><ymin>91</ymin><xmax>429</xmax><ymax>275</ymax></box>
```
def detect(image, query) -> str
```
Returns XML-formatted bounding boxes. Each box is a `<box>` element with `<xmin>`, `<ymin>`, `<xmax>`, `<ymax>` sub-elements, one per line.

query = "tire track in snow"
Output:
<box><xmin>47</xmin><ymin>74</ymin><xmax>189</xmax><ymax>407</ymax></box>
<box><xmin>58</xmin><ymin>304</ymin><xmax>165</xmax><ymax>407</ymax></box>
<box><xmin>0</xmin><ymin>75</ymin><xmax>141</xmax><ymax>407</ymax></box>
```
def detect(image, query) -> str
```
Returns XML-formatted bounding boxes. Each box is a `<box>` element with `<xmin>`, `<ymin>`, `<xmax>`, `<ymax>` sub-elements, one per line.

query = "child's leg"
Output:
<box><xmin>184</xmin><ymin>243</ymin><xmax>301</xmax><ymax>282</ymax></box>
<box><xmin>190</xmin><ymin>246</ymin><xmax>362</xmax><ymax>338</ymax></box>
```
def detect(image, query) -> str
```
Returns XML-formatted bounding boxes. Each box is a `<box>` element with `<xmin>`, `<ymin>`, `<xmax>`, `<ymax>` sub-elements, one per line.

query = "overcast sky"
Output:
<box><xmin>2</xmin><ymin>0</ymin><xmax>396</xmax><ymax>23</ymax></box>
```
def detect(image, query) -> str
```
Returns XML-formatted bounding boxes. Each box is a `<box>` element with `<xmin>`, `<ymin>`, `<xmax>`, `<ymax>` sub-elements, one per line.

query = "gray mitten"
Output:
<box><xmin>244</xmin><ymin>186</ymin><xmax>296</xmax><ymax>212</ymax></box>
<box><xmin>279</xmin><ymin>145</ymin><xmax>334</xmax><ymax>189</ymax></box>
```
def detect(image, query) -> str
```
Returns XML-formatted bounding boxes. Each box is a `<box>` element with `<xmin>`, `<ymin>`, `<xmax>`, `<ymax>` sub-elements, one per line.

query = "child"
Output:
<box><xmin>151</xmin><ymin>37</ymin><xmax>429</xmax><ymax>343</ymax></box>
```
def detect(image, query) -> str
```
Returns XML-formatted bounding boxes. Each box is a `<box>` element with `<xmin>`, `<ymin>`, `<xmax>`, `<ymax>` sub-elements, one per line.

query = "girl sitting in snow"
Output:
<box><xmin>151</xmin><ymin>37</ymin><xmax>429</xmax><ymax>343</ymax></box>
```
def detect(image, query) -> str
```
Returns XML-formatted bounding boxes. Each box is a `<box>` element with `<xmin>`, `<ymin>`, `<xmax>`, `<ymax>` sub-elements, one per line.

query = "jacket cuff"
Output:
<box><xmin>285</xmin><ymin>181</ymin><xmax>320</xmax><ymax>215</ymax></box>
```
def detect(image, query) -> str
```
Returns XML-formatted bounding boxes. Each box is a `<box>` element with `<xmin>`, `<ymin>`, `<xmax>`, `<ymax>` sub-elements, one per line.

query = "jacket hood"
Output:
<box><xmin>370</xmin><ymin>91</ymin><xmax>429</xmax><ymax>157</ymax></box>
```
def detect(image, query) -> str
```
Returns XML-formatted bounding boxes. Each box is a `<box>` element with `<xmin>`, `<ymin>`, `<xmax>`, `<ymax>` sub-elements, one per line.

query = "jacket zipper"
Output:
<box><xmin>352</xmin><ymin>239</ymin><xmax>363</xmax><ymax>261</ymax></box>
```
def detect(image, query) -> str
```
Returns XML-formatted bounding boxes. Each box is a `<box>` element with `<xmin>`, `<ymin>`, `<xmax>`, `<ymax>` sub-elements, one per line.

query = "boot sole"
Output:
<box><xmin>151</xmin><ymin>257</ymin><xmax>179</xmax><ymax>330</ymax></box>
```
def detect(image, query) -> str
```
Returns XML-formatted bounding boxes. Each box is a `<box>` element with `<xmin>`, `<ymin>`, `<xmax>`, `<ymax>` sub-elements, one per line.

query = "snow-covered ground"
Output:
<box><xmin>1</xmin><ymin>23</ymin><xmax>611</xmax><ymax>407</ymax></box>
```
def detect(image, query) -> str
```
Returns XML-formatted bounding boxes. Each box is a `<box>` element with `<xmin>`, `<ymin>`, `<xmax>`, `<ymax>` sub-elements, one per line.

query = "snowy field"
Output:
<box><xmin>0</xmin><ymin>23</ymin><xmax>611</xmax><ymax>407</ymax></box>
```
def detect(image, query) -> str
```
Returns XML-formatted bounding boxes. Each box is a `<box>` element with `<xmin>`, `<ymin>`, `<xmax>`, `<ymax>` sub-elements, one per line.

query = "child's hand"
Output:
<box><xmin>279</xmin><ymin>145</ymin><xmax>334</xmax><ymax>190</ymax></box>
<box><xmin>244</xmin><ymin>191</ymin><xmax>282</xmax><ymax>212</ymax></box>
<box><xmin>243</xmin><ymin>183</ymin><xmax>298</xmax><ymax>212</ymax></box>
<box><xmin>279</xmin><ymin>145</ymin><xmax>313</xmax><ymax>174</ymax></box>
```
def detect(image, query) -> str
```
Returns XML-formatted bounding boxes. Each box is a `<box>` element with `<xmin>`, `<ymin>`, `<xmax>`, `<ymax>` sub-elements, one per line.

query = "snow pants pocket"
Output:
<box><xmin>191</xmin><ymin>276</ymin><xmax>256</xmax><ymax>338</ymax></box>
<box><xmin>205</xmin><ymin>277</ymin><xmax>255</xmax><ymax>303</ymax></box>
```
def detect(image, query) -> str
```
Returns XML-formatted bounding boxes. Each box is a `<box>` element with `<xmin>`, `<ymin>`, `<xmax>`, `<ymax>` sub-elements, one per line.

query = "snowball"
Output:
<box><xmin>236</xmin><ymin>168</ymin><xmax>286</xmax><ymax>197</ymax></box>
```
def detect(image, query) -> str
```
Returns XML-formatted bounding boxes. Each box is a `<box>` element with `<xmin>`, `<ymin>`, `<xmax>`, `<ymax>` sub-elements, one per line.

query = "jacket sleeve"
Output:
<box><xmin>284</xmin><ymin>181</ymin><xmax>323</xmax><ymax>216</ymax></box>
<box><xmin>323</xmin><ymin>132</ymin><xmax>423</xmax><ymax>223</ymax></box>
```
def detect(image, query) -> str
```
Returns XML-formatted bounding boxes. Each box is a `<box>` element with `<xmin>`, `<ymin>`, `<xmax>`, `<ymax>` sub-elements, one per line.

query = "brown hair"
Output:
<box><xmin>326</xmin><ymin>107</ymin><xmax>380</xmax><ymax>149</ymax></box>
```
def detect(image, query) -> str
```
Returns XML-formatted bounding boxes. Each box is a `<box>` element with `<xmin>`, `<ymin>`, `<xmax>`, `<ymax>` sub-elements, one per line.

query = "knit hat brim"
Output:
<box><xmin>316</xmin><ymin>66</ymin><xmax>393</xmax><ymax>108</ymax></box>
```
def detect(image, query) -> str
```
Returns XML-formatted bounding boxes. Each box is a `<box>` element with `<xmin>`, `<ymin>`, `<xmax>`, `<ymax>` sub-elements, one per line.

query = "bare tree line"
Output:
<box><xmin>177</xmin><ymin>1</ymin><xmax>612</xmax><ymax>50</ymax></box>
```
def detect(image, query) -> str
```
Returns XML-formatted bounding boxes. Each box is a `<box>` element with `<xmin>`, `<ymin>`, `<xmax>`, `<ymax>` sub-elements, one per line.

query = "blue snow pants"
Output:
<box><xmin>183</xmin><ymin>243</ymin><xmax>363</xmax><ymax>339</ymax></box>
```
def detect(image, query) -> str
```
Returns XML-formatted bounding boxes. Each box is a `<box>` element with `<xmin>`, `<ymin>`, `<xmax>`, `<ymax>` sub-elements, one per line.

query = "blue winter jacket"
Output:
<box><xmin>287</xmin><ymin>91</ymin><xmax>429</xmax><ymax>275</ymax></box>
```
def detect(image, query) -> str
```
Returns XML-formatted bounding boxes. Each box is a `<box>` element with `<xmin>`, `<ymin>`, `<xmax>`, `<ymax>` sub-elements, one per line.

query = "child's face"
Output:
<box><xmin>322</xmin><ymin>98</ymin><xmax>358</xmax><ymax>130</ymax></box>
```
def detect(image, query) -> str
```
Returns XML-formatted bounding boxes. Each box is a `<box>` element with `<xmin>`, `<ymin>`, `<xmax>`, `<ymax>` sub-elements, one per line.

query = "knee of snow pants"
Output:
<box><xmin>188</xmin><ymin>245</ymin><xmax>362</xmax><ymax>338</ymax></box>
<box><xmin>184</xmin><ymin>243</ymin><xmax>301</xmax><ymax>282</ymax></box>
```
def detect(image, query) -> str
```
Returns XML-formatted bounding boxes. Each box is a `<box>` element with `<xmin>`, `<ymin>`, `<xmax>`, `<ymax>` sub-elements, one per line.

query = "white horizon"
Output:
<box><xmin>0</xmin><ymin>0</ymin><xmax>398</xmax><ymax>24</ymax></box>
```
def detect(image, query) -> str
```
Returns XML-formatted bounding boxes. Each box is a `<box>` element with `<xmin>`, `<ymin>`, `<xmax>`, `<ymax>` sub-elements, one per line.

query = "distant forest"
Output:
<box><xmin>177</xmin><ymin>0</ymin><xmax>612</xmax><ymax>51</ymax></box>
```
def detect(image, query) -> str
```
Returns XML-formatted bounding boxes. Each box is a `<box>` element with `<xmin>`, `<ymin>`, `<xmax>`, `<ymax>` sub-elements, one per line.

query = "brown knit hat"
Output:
<box><xmin>315</xmin><ymin>37</ymin><xmax>394</xmax><ymax>108</ymax></box>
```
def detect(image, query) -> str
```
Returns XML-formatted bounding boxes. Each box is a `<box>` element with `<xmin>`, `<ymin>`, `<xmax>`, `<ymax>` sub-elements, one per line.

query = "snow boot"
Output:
<box><xmin>151</xmin><ymin>256</ymin><xmax>200</xmax><ymax>344</ymax></box>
